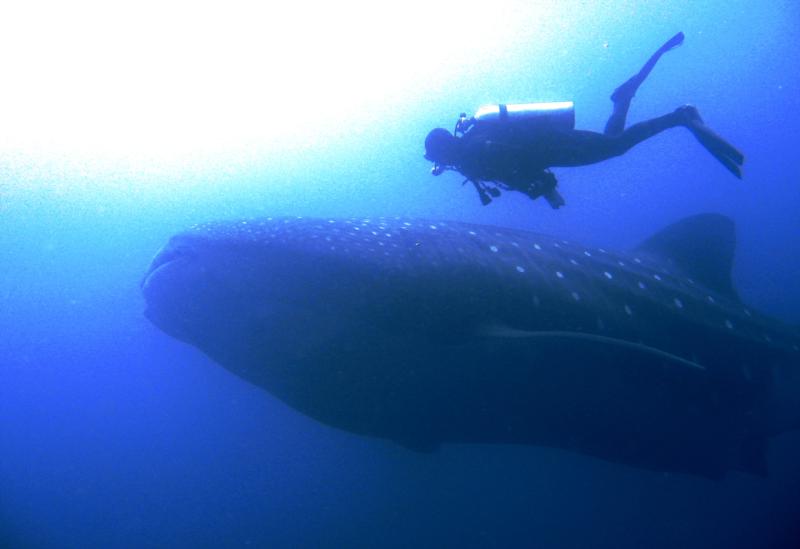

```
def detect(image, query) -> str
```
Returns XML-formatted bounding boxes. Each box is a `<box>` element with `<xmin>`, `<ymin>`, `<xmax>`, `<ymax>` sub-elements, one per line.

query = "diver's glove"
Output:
<box><xmin>539</xmin><ymin>171</ymin><xmax>565</xmax><ymax>209</ymax></box>
<box><xmin>543</xmin><ymin>188</ymin><xmax>566</xmax><ymax>209</ymax></box>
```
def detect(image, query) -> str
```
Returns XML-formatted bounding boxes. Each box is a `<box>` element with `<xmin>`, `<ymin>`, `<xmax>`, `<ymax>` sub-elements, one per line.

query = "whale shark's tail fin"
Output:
<box><xmin>635</xmin><ymin>213</ymin><xmax>739</xmax><ymax>301</ymax></box>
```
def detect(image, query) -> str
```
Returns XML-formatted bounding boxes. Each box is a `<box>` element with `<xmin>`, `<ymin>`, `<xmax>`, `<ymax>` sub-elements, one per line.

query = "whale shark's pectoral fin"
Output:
<box><xmin>473</xmin><ymin>325</ymin><xmax>744</xmax><ymax>479</ymax></box>
<box><xmin>479</xmin><ymin>326</ymin><xmax>706</xmax><ymax>371</ymax></box>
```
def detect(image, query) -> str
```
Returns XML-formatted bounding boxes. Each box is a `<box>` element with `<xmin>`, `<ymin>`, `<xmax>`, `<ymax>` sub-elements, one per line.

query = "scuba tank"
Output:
<box><xmin>455</xmin><ymin>101</ymin><xmax>575</xmax><ymax>136</ymax></box>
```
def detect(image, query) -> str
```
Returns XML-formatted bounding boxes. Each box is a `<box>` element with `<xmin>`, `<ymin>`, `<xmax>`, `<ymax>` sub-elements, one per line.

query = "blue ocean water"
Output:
<box><xmin>2</xmin><ymin>2</ymin><xmax>799</xmax><ymax>547</ymax></box>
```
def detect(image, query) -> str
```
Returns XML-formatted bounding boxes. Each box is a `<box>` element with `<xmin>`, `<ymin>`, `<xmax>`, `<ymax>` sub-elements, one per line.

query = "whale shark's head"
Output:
<box><xmin>141</xmin><ymin>217</ymin><xmax>450</xmax><ymax>391</ymax></box>
<box><xmin>142</xmin><ymin>221</ymin><xmax>350</xmax><ymax>374</ymax></box>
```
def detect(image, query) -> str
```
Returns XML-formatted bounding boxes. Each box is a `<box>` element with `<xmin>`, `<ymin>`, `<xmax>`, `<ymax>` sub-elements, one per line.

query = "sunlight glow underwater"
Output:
<box><xmin>0</xmin><ymin>1</ymin><xmax>573</xmax><ymax>180</ymax></box>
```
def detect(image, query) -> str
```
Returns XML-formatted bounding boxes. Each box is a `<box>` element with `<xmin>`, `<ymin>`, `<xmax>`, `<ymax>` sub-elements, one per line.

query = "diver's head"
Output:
<box><xmin>424</xmin><ymin>128</ymin><xmax>460</xmax><ymax>166</ymax></box>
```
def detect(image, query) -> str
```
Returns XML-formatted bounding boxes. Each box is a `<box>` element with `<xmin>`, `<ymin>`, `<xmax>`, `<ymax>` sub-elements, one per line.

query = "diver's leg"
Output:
<box><xmin>610</xmin><ymin>109</ymin><xmax>685</xmax><ymax>154</ymax></box>
<box><xmin>546</xmin><ymin>108</ymin><xmax>687</xmax><ymax>167</ymax></box>
<box><xmin>604</xmin><ymin>32</ymin><xmax>685</xmax><ymax>136</ymax></box>
<box><xmin>544</xmin><ymin>111</ymin><xmax>685</xmax><ymax>167</ymax></box>
<box><xmin>568</xmin><ymin>105</ymin><xmax>744</xmax><ymax>177</ymax></box>
<box><xmin>545</xmin><ymin>105</ymin><xmax>744</xmax><ymax>176</ymax></box>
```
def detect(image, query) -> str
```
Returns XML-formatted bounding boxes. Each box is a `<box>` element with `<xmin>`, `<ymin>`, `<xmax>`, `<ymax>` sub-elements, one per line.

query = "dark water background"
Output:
<box><xmin>2</xmin><ymin>2</ymin><xmax>799</xmax><ymax>547</ymax></box>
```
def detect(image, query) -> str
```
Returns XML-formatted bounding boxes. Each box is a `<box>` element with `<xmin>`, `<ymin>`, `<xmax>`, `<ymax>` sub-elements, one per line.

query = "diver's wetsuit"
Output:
<box><xmin>451</xmin><ymin>106</ymin><xmax>693</xmax><ymax>209</ymax></box>
<box><xmin>431</xmin><ymin>32</ymin><xmax>744</xmax><ymax>208</ymax></box>
<box><xmin>458</xmin><ymin>109</ymin><xmax>687</xmax><ymax>174</ymax></box>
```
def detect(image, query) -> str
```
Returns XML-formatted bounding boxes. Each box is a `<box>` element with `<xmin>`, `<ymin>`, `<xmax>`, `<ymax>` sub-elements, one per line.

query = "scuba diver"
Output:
<box><xmin>424</xmin><ymin>32</ymin><xmax>744</xmax><ymax>209</ymax></box>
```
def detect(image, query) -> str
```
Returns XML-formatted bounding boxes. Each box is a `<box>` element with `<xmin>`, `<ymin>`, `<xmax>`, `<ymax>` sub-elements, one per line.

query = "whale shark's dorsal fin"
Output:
<box><xmin>635</xmin><ymin>213</ymin><xmax>739</xmax><ymax>301</ymax></box>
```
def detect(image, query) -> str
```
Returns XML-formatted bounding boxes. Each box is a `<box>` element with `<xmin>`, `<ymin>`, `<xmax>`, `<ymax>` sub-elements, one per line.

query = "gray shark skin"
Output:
<box><xmin>141</xmin><ymin>214</ymin><xmax>800</xmax><ymax>479</ymax></box>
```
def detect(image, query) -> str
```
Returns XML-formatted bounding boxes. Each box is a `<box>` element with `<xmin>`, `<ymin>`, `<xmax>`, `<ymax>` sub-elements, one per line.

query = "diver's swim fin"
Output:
<box><xmin>676</xmin><ymin>105</ymin><xmax>744</xmax><ymax>178</ymax></box>
<box><xmin>660</xmin><ymin>31</ymin><xmax>686</xmax><ymax>53</ymax></box>
<box><xmin>691</xmin><ymin>125</ymin><xmax>744</xmax><ymax>179</ymax></box>
<box><xmin>611</xmin><ymin>32</ymin><xmax>685</xmax><ymax>103</ymax></box>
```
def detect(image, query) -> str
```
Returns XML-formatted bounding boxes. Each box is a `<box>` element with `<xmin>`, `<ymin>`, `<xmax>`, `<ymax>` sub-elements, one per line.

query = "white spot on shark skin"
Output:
<box><xmin>511</xmin><ymin>242</ymin><xmax>519</xmax><ymax>248</ymax></box>
<box><xmin>490</xmin><ymin>246</ymin><xmax>499</xmax><ymax>253</ymax></box>
<box><xmin>534</xmin><ymin>243</ymin><xmax>542</xmax><ymax>250</ymax></box>
<box><xmin>743</xmin><ymin>308</ymin><xmax>752</xmax><ymax>317</ymax></box>
<box><xmin>604</xmin><ymin>271</ymin><xmax>613</xmax><ymax>280</ymax></box>
<box><xmin>570</xmin><ymin>259</ymin><xmax>579</xmax><ymax>266</ymax></box>
<box><xmin>707</xmin><ymin>296</ymin><xmax>715</xmax><ymax>304</ymax></box>
<box><xmin>571</xmin><ymin>291</ymin><xmax>580</xmax><ymax>301</ymax></box>
<box><xmin>624</xmin><ymin>305</ymin><xmax>633</xmax><ymax>316</ymax></box>
<box><xmin>468</xmin><ymin>230</ymin><xmax>477</xmax><ymax>236</ymax></box>
<box><xmin>556</xmin><ymin>271</ymin><xmax>564</xmax><ymax>279</ymax></box>
<box><xmin>583</xmin><ymin>250</ymin><xmax>592</xmax><ymax>257</ymax></box>
<box><xmin>725</xmin><ymin>319</ymin><xmax>734</xmax><ymax>330</ymax></box>
<box><xmin>653</xmin><ymin>274</ymin><xmax>662</xmax><ymax>281</ymax></box>
<box><xmin>674</xmin><ymin>298</ymin><xmax>683</xmax><ymax>309</ymax></box>
<box><xmin>553</xmin><ymin>242</ymin><xmax>561</xmax><ymax>248</ymax></box>
<box><xmin>403</xmin><ymin>222</ymin><xmax>412</xmax><ymax>227</ymax></box>
<box><xmin>598</xmin><ymin>248</ymin><xmax>607</xmax><ymax>254</ymax></box>
<box><xmin>516</xmin><ymin>266</ymin><xmax>526</xmax><ymax>273</ymax></box>
<box><xmin>618</xmin><ymin>261</ymin><xmax>626</xmax><ymax>267</ymax></box>
<box><xmin>634</xmin><ymin>257</ymin><xmax>642</xmax><ymax>264</ymax></box>
<box><xmin>638</xmin><ymin>281</ymin><xmax>647</xmax><ymax>290</ymax></box>
<box><xmin>429</xmin><ymin>224</ymin><xmax>438</xmax><ymax>230</ymax></box>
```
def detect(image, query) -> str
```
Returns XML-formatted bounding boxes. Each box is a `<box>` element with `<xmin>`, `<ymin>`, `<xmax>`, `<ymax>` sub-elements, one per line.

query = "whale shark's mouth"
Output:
<box><xmin>140</xmin><ymin>244</ymin><xmax>194</xmax><ymax>294</ymax></box>
<box><xmin>140</xmin><ymin>243</ymin><xmax>201</xmax><ymax>341</ymax></box>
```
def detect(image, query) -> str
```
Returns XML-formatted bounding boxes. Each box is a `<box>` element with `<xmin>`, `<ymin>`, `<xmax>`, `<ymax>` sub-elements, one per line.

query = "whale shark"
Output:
<box><xmin>141</xmin><ymin>214</ymin><xmax>800</xmax><ymax>478</ymax></box>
